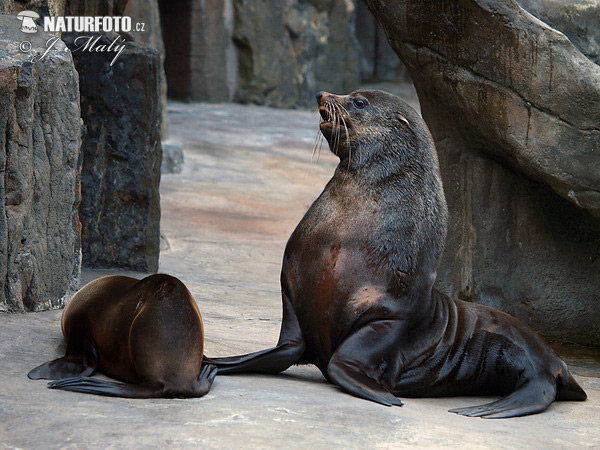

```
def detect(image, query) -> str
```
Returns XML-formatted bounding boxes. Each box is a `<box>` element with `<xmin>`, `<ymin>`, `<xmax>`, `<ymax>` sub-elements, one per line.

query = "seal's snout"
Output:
<box><xmin>315</xmin><ymin>91</ymin><xmax>331</xmax><ymax>106</ymax></box>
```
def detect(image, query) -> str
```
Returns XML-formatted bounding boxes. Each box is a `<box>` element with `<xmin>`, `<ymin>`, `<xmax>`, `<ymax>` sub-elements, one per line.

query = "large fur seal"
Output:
<box><xmin>28</xmin><ymin>274</ymin><xmax>217</xmax><ymax>398</ymax></box>
<box><xmin>204</xmin><ymin>89</ymin><xmax>587</xmax><ymax>418</ymax></box>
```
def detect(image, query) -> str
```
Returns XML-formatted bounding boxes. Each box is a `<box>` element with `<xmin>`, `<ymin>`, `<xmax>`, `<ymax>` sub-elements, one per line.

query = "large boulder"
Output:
<box><xmin>63</xmin><ymin>33</ymin><xmax>162</xmax><ymax>272</ymax></box>
<box><xmin>0</xmin><ymin>15</ymin><xmax>82</xmax><ymax>312</ymax></box>
<box><xmin>159</xmin><ymin>0</ymin><xmax>362</xmax><ymax>107</ymax></box>
<box><xmin>354</xmin><ymin>1</ymin><xmax>410</xmax><ymax>82</ymax></box>
<box><xmin>159</xmin><ymin>0</ymin><xmax>237</xmax><ymax>102</ymax></box>
<box><xmin>519</xmin><ymin>0</ymin><xmax>600</xmax><ymax>65</ymax></box>
<box><xmin>125</xmin><ymin>0</ymin><xmax>169</xmax><ymax>140</ymax></box>
<box><xmin>363</xmin><ymin>0</ymin><xmax>600</xmax><ymax>345</ymax></box>
<box><xmin>232</xmin><ymin>0</ymin><xmax>361</xmax><ymax>108</ymax></box>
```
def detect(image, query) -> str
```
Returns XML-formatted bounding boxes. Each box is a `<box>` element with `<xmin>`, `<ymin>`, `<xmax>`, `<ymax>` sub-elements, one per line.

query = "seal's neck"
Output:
<box><xmin>335</xmin><ymin>140</ymin><xmax>436</xmax><ymax>189</ymax></box>
<box><xmin>331</xmin><ymin>138</ymin><xmax>449</xmax><ymax>292</ymax></box>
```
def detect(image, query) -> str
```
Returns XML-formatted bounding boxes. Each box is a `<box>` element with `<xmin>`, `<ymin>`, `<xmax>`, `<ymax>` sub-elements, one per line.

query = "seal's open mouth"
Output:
<box><xmin>313</xmin><ymin>94</ymin><xmax>353</xmax><ymax>160</ymax></box>
<box><xmin>319</xmin><ymin>107</ymin><xmax>332</xmax><ymax>122</ymax></box>
<box><xmin>318</xmin><ymin>105</ymin><xmax>352</xmax><ymax>135</ymax></box>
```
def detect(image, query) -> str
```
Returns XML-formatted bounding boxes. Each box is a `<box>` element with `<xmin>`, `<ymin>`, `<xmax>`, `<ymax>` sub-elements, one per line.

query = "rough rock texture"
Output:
<box><xmin>64</xmin><ymin>0</ymin><xmax>128</xmax><ymax>16</ymax></box>
<box><xmin>157</xmin><ymin>0</ymin><xmax>407</xmax><ymax>106</ymax></box>
<box><xmin>363</xmin><ymin>0</ymin><xmax>600</xmax><ymax>345</ymax></box>
<box><xmin>232</xmin><ymin>0</ymin><xmax>361</xmax><ymax>108</ymax></box>
<box><xmin>354</xmin><ymin>1</ymin><xmax>410</xmax><ymax>82</ymax></box>
<box><xmin>0</xmin><ymin>15</ymin><xmax>81</xmax><ymax>312</ymax></box>
<box><xmin>519</xmin><ymin>0</ymin><xmax>600</xmax><ymax>64</ymax></box>
<box><xmin>159</xmin><ymin>0</ymin><xmax>361</xmax><ymax>106</ymax></box>
<box><xmin>160</xmin><ymin>0</ymin><xmax>237</xmax><ymax>102</ymax></box>
<box><xmin>0</xmin><ymin>0</ymin><xmax>55</xmax><ymax>15</ymax></box>
<box><xmin>64</xmin><ymin>33</ymin><xmax>162</xmax><ymax>272</ymax></box>
<box><xmin>161</xmin><ymin>139</ymin><xmax>184</xmax><ymax>174</ymax></box>
<box><xmin>125</xmin><ymin>0</ymin><xmax>169</xmax><ymax>139</ymax></box>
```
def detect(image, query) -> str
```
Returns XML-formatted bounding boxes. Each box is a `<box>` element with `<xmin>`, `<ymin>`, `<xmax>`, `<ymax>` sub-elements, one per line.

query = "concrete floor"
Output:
<box><xmin>1</xmin><ymin>93</ymin><xmax>600</xmax><ymax>448</ymax></box>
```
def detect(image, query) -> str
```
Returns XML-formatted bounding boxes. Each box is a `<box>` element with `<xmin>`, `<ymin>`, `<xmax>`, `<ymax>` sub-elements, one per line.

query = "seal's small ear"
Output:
<box><xmin>396</xmin><ymin>113</ymin><xmax>409</xmax><ymax>126</ymax></box>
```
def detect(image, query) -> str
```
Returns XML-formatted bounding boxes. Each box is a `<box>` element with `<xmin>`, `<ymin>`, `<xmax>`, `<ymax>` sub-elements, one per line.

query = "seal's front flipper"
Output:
<box><xmin>327</xmin><ymin>320</ymin><xmax>404</xmax><ymax>407</ymax></box>
<box><xmin>449</xmin><ymin>378</ymin><xmax>557</xmax><ymax>418</ymax></box>
<box><xmin>48</xmin><ymin>377</ymin><xmax>164</xmax><ymax>398</ymax></box>
<box><xmin>28</xmin><ymin>353</ymin><xmax>96</xmax><ymax>380</ymax></box>
<box><xmin>203</xmin><ymin>294</ymin><xmax>305</xmax><ymax>374</ymax></box>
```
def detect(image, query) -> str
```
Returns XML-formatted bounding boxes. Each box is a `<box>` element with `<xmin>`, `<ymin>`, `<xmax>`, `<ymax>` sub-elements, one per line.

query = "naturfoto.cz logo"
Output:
<box><xmin>16</xmin><ymin>12</ymin><xmax>146</xmax><ymax>66</ymax></box>
<box><xmin>16</xmin><ymin>12</ymin><xmax>144</xmax><ymax>34</ymax></box>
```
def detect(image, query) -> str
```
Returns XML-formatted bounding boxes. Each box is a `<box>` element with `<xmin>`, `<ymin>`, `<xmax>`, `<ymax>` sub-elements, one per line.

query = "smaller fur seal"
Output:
<box><xmin>203</xmin><ymin>89</ymin><xmax>587</xmax><ymax>418</ymax></box>
<box><xmin>28</xmin><ymin>274</ymin><xmax>216</xmax><ymax>398</ymax></box>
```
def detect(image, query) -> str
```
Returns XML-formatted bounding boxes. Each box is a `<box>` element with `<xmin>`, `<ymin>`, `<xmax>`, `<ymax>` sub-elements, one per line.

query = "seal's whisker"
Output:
<box><xmin>332</xmin><ymin>102</ymin><xmax>351</xmax><ymax>166</ymax></box>
<box><xmin>339</xmin><ymin>113</ymin><xmax>351</xmax><ymax>168</ymax></box>
<box><xmin>327</xmin><ymin>101</ymin><xmax>339</xmax><ymax>155</ymax></box>
<box><xmin>332</xmin><ymin>103</ymin><xmax>341</xmax><ymax>155</ymax></box>
<box><xmin>316</xmin><ymin>132</ymin><xmax>323</xmax><ymax>163</ymax></box>
<box><xmin>312</xmin><ymin>113</ymin><xmax>322</xmax><ymax>163</ymax></box>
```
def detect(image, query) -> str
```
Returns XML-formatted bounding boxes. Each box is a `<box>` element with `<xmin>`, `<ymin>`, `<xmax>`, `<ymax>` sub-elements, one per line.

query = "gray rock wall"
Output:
<box><xmin>124</xmin><ymin>0</ymin><xmax>169</xmax><ymax>140</ymax></box>
<box><xmin>519</xmin><ymin>0</ymin><xmax>600</xmax><ymax>65</ymax></box>
<box><xmin>364</xmin><ymin>0</ymin><xmax>600</xmax><ymax>346</ymax></box>
<box><xmin>232</xmin><ymin>0</ymin><xmax>361</xmax><ymax>108</ymax></box>
<box><xmin>355</xmin><ymin>1</ymin><xmax>410</xmax><ymax>82</ymax></box>
<box><xmin>64</xmin><ymin>33</ymin><xmax>162</xmax><ymax>272</ymax></box>
<box><xmin>160</xmin><ymin>0</ymin><xmax>237</xmax><ymax>102</ymax></box>
<box><xmin>159</xmin><ymin>0</ymin><xmax>407</xmax><ymax>107</ymax></box>
<box><xmin>0</xmin><ymin>15</ymin><xmax>82</xmax><ymax>312</ymax></box>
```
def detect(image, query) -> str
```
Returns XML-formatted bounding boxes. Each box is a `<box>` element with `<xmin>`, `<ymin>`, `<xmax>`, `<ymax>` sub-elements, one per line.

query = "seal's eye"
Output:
<box><xmin>353</xmin><ymin>98</ymin><xmax>367</xmax><ymax>109</ymax></box>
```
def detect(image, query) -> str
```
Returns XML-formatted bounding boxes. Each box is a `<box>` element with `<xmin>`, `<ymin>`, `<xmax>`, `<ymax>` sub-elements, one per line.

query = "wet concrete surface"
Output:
<box><xmin>1</xmin><ymin>91</ymin><xmax>600</xmax><ymax>448</ymax></box>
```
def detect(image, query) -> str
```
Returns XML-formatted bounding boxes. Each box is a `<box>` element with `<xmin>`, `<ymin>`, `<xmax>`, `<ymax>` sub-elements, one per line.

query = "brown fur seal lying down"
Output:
<box><xmin>203</xmin><ymin>89</ymin><xmax>587</xmax><ymax>418</ymax></box>
<box><xmin>28</xmin><ymin>274</ymin><xmax>216</xmax><ymax>398</ymax></box>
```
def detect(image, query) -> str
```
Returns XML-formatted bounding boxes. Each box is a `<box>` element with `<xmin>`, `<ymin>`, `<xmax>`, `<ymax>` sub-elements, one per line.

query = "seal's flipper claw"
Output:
<box><xmin>28</xmin><ymin>354</ymin><xmax>95</xmax><ymax>380</ymax></box>
<box><xmin>327</xmin><ymin>319</ymin><xmax>406</xmax><ymax>407</ymax></box>
<box><xmin>202</xmin><ymin>294</ymin><xmax>305</xmax><ymax>374</ymax></box>
<box><xmin>47</xmin><ymin>376</ymin><xmax>164</xmax><ymax>398</ymax></box>
<box><xmin>449</xmin><ymin>379</ymin><xmax>556</xmax><ymax>418</ymax></box>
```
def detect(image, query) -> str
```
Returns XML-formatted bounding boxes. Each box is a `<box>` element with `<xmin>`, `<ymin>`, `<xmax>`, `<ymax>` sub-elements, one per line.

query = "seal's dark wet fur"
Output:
<box><xmin>204</xmin><ymin>90</ymin><xmax>586</xmax><ymax>418</ymax></box>
<box><xmin>28</xmin><ymin>274</ymin><xmax>217</xmax><ymax>398</ymax></box>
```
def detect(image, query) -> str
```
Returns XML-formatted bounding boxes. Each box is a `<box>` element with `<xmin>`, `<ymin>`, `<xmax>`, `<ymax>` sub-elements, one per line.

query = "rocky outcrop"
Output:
<box><xmin>64</xmin><ymin>0</ymin><xmax>128</xmax><ymax>16</ymax></box>
<box><xmin>161</xmin><ymin>139</ymin><xmax>184</xmax><ymax>175</ymax></box>
<box><xmin>159</xmin><ymin>0</ymin><xmax>365</xmax><ymax>106</ymax></box>
<box><xmin>0</xmin><ymin>15</ymin><xmax>82</xmax><ymax>312</ymax></box>
<box><xmin>354</xmin><ymin>1</ymin><xmax>410</xmax><ymax>82</ymax></box>
<box><xmin>519</xmin><ymin>0</ymin><xmax>600</xmax><ymax>65</ymax></box>
<box><xmin>363</xmin><ymin>0</ymin><xmax>600</xmax><ymax>345</ymax></box>
<box><xmin>124</xmin><ymin>0</ymin><xmax>169</xmax><ymax>140</ymax></box>
<box><xmin>232</xmin><ymin>0</ymin><xmax>361</xmax><ymax>108</ymax></box>
<box><xmin>158</xmin><ymin>0</ymin><xmax>408</xmax><ymax>106</ymax></box>
<box><xmin>64</xmin><ymin>33</ymin><xmax>162</xmax><ymax>272</ymax></box>
<box><xmin>160</xmin><ymin>0</ymin><xmax>237</xmax><ymax>102</ymax></box>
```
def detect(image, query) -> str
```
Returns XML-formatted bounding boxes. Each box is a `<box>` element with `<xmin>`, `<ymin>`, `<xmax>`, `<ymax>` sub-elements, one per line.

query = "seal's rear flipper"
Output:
<box><xmin>448</xmin><ymin>378</ymin><xmax>556</xmax><ymax>418</ymax></box>
<box><xmin>28</xmin><ymin>354</ymin><xmax>95</xmax><ymax>380</ymax></box>
<box><xmin>47</xmin><ymin>365</ymin><xmax>218</xmax><ymax>399</ymax></box>
<box><xmin>192</xmin><ymin>364</ymin><xmax>218</xmax><ymax>396</ymax></box>
<box><xmin>327</xmin><ymin>320</ymin><xmax>404</xmax><ymax>407</ymax></box>
<box><xmin>556</xmin><ymin>364</ymin><xmax>587</xmax><ymax>401</ymax></box>
<box><xmin>203</xmin><ymin>294</ymin><xmax>305</xmax><ymax>374</ymax></box>
<box><xmin>48</xmin><ymin>377</ymin><xmax>164</xmax><ymax>398</ymax></box>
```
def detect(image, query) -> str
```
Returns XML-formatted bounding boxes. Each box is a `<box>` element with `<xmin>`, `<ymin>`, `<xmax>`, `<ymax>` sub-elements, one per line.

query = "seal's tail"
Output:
<box><xmin>555</xmin><ymin>363</ymin><xmax>587</xmax><ymax>401</ymax></box>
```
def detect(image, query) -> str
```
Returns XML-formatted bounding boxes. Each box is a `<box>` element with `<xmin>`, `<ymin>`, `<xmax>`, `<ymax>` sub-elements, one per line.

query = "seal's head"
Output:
<box><xmin>316</xmin><ymin>89</ymin><xmax>430</xmax><ymax>171</ymax></box>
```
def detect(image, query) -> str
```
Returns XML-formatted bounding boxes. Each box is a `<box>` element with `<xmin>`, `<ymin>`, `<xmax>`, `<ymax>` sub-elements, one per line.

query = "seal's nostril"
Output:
<box><xmin>316</xmin><ymin>91</ymin><xmax>326</xmax><ymax>104</ymax></box>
